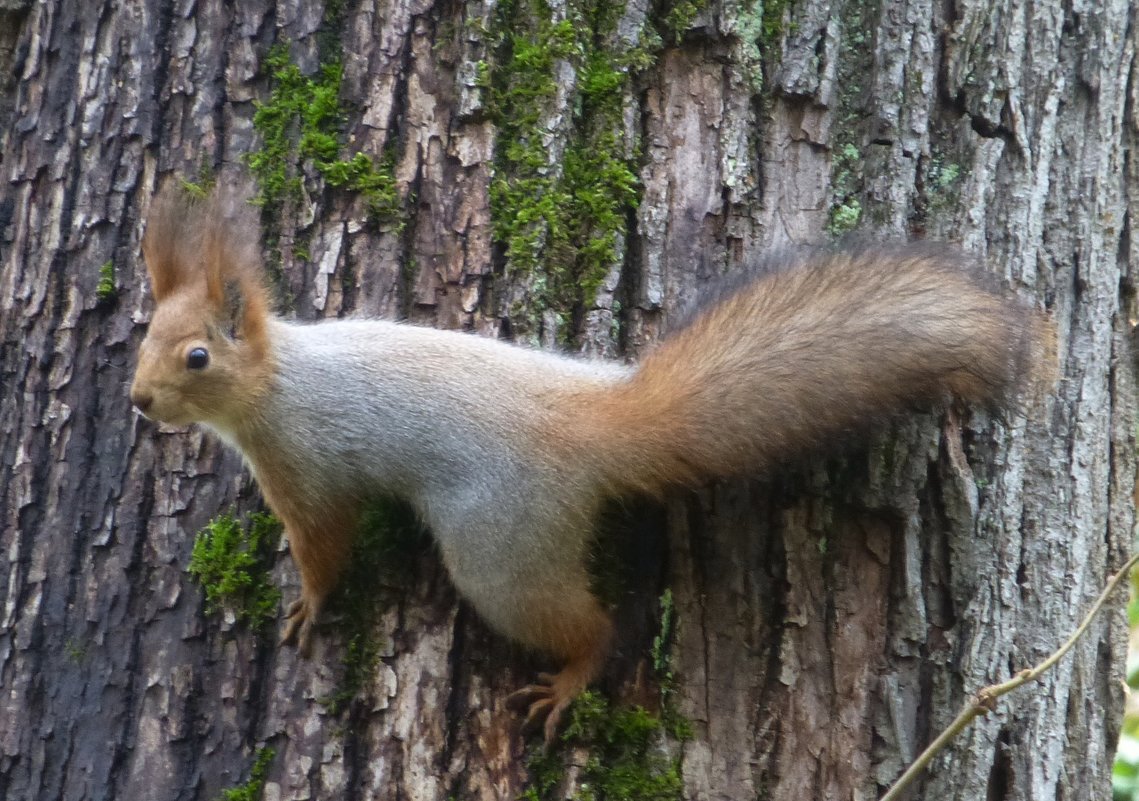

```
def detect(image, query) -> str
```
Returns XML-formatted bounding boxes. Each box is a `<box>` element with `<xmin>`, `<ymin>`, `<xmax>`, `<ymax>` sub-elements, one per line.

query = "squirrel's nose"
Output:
<box><xmin>131</xmin><ymin>390</ymin><xmax>154</xmax><ymax>415</ymax></box>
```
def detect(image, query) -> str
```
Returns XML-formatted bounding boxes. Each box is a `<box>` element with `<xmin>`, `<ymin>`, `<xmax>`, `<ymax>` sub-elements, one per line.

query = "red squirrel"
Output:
<box><xmin>130</xmin><ymin>183</ymin><xmax>1047</xmax><ymax>742</ymax></box>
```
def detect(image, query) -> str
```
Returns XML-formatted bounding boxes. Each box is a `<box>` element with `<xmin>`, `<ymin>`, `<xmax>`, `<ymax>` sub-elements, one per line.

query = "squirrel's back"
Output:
<box><xmin>228</xmin><ymin>317</ymin><xmax>632</xmax><ymax>504</ymax></box>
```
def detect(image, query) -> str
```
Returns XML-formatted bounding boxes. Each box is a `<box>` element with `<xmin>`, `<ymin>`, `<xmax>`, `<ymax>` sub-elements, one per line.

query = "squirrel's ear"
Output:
<box><xmin>200</xmin><ymin>275</ymin><xmax>267</xmax><ymax>357</ymax></box>
<box><xmin>200</xmin><ymin>189</ymin><xmax>271</xmax><ymax>354</ymax></box>
<box><xmin>141</xmin><ymin>185</ymin><xmax>194</xmax><ymax>300</ymax></box>
<box><xmin>205</xmin><ymin>272</ymin><xmax>270</xmax><ymax>359</ymax></box>
<box><xmin>220</xmin><ymin>278</ymin><xmax>247</xmax><ymax>340</ymax></box>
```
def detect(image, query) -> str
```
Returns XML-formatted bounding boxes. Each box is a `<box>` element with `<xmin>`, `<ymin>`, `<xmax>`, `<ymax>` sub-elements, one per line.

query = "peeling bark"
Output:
<box><xmin>0</xmin><ymin>1</ymin><xmax>1134</xmax><ymax>799</ymax></box>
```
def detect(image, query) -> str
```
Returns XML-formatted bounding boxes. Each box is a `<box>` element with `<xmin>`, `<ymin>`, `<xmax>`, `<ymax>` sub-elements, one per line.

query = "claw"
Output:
<box><xmin>296</xmin><ymin>619</ymin><xmax>314</xmax><ymax>657</ymax></box>
<box><xmin>508</xmin><ymin>669</ymin><xmax>587</xmax><ymax>747</ymax></box>
<box><xmin>521</xmin><ymin>697</ymin><xmax>556</xmax><ymax>736</ymax></box>
<box><xmin>279</xmin><ymin>600</ymin><xmax>303</xmax><ymax>644</ymax></box>
<box><xmin>279</xmin><ymin>596</ymin><xmax>320</xmax><ymax>658</ymax></box>
<box><xmin>543</xmin><ymin>696</ymin><xmax>574</xmax><ymax>746</ymax></box>
<box><xmin>506</xmin><ymin>682</ymin><xmax>554</xmax><ymax>712</ymax></box>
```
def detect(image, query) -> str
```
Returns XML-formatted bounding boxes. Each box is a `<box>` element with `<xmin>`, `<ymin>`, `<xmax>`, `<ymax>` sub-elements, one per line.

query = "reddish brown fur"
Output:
<box><xmin>251</xmin><ymin>455</ymin><xmax>360</xmax><ymax>655</ymax></box>
<box><xmin>563</xmin><ymin>247</ymin><xmax>1050</xmax><ymax>495</ymax></box>
<box><xmin>505</xmin><ymin>585</ymin><xmax>614</xmax><ymax>741</ymax></box>
<box><xmin>136</xmin><ymin>185</ymin><xmax>354</xmax><ymax>655</ymax></box>
<box><xmin>142</xmin><ymin>185</ymin><xmax>272</xmax><ymax>360</ymax></box>
<box><xmin>526</xmin><ymin>585</ymin><xmax>614</xmax><ymax>666</ymax></box>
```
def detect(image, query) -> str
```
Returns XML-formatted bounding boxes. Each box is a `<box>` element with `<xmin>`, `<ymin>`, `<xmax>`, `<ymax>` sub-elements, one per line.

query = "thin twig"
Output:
<box><xmin>879</xmin><ymin>551</ymin><xmax>1139</xmax><ymax>801</ymax></box>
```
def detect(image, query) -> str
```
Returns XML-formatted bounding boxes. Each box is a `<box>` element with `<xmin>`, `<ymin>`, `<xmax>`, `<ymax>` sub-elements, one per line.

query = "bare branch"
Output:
<box><xmin>880</xmin><ymin>552</ymin><xmax>1139</xmax><ymax>801</ymax></box>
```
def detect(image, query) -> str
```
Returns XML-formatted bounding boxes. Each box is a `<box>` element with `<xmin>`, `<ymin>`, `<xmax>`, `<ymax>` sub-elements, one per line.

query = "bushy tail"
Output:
<box><xmin>580</xmin><ymin>246</ymin><xmax>1051</xmax><ymax>494</ymax></box>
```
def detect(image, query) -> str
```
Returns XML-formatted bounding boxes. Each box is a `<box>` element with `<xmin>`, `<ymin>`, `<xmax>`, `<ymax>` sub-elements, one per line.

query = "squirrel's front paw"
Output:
<box><xmin>280</xmin><ymin>597</ymin><xmax>322</xmax><ymax>658</ymax></box>
<box><xmin>506</xmin><ymin>671</ymin><xmax>585</xmax><ymax>746</ymax></box>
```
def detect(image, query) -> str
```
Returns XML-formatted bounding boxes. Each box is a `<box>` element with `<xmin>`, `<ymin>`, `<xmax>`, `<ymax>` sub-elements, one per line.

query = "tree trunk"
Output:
<box><xmin>1</xmin><ymin>1</ymin><xmax>1134</xmax><ymax>800</ymax></box>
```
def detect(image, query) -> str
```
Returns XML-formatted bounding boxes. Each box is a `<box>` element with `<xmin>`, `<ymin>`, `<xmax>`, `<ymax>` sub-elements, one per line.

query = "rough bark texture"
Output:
<box><xmin>1</xmin><ymin>1</ymin><xmax>1135</xmax><ymax>800</ymax></box>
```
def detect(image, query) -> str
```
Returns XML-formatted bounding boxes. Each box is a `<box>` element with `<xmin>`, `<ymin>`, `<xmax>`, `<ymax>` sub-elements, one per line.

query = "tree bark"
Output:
<box><xmin>1</xmin><ymin>1</ymin><xmax>1134</xmax><ymax>800</ymax></box>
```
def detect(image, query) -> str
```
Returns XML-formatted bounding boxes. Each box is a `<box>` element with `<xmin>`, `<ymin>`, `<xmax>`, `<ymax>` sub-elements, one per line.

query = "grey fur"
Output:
<box><xmin>217</xmin><ymin>319</ymin><xmax>630</xmax><ymax>646</ymax></box>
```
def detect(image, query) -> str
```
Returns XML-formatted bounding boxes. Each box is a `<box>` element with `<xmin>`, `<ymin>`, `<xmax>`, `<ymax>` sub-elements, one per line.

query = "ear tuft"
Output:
<box><xmin>142</xmin><ymin>178</ymin><xmax>273</xmax><ymax>354</ymax></box>
<box><xmin>141</xmin><ymin>185</ymin><xmax>198</xmax><ymax>300</ymax></box>
<box><xmin>222</xmin><ymin>279</ymin><xmax>244</xmax><ymax>337</ymax></box>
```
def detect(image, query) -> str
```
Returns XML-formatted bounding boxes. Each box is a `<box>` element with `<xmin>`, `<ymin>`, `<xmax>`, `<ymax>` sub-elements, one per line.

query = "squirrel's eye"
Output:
<box><xmin>186</xmin><ymin>347</ymin><xmax>210</xmax><ymax>370</ymax></box>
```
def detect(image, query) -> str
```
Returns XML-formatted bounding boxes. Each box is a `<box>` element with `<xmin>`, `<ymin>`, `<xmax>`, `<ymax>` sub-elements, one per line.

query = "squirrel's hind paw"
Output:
<box><xmin>280</xmin><ymin>597</ymin><xmax>322</xmax><ymax>658</ymax></box>
<box><xmin>507</xmin><ymin>671</ymin><xmax>582</xmax><ymax>747</ymax></box>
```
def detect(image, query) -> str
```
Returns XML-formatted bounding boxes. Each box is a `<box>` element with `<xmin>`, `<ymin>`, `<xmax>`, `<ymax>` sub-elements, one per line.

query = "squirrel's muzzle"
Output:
<box><xmin>130</xmin><ymin>389</ymin><xmax>154</xmax><ymax>416</ymax></box>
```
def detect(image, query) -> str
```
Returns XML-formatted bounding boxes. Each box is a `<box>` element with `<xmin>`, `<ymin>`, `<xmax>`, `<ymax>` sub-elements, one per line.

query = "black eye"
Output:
<box><xmin>186</xmin><ymin>347</ymin><xmax>210</xmax><ymax>370</ymax></box>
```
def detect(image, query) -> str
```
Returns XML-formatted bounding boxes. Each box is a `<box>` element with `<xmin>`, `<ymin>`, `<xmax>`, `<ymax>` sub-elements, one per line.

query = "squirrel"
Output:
<box><xmin>130</xmin><ymin>183</ymin><xmax>1047</xmax><ymax>743</ymax></box>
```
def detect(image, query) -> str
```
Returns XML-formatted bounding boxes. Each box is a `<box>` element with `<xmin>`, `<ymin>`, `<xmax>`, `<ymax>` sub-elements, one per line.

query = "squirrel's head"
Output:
<box><xmin>130</xmin><ymin>183</ymin><xmax>274</xmax><ymax>430</ymax></box>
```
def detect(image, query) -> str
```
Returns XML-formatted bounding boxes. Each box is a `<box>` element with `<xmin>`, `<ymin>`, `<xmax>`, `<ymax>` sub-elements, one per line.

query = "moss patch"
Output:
<box><xmin>650</xmin><ymin>590</ymin><xmax>675</xmax><ymax>676</ymax></box>
<box><xmin>218</xmin><ymin>747</ymin><xmax>275</xmax><ymax>801</ymax></box>
<box><xmin>249</xmin><ymin>46</ymin><xmax>399</xmax><ymax>218</ymax></box>
<box><xmin>482</xmin><ymin>0</ymin><xmax>737</xmax><ymax>341</ymax></box>
<box><xmin>828</xmin><ymin>200</ymin><xmax>862</xmax><ymax>235</ymax></box>
<box><xmin>760</xmin><ymin>0</ymin><xmax>794</xmax><ymax>44</ymax></box>
<box><xmin>95</xmin><ymin>260</ymin><xmax>115</xmax><ymax>302</ymax></box>
<box><xmin>484</xmin><ymin>0</ymin><xmax>655</xmax><ymax>341</ymax></box>
<box><xmin>247</xmin><ymin>42</ymin><xmax>401</xmax><ymax>276</ymax></box>
<box><xmin>827</xmin><ymin>139</ymin><xmax>864</xmax><ymax>236</ymax></box>
<box><xmin>187</xmin><ymin>512</ymin><xmax>282</xmax><ymax>631</ymax></box>
<box><xmin>64</xmin><ymin>638</ymin><xmax>87</xmax><ymax>665</ymax></box>
<box><xmin>524</xmin><ymin>692</ymin><xmax>686</xmax><ymax>801</ymax></box>
<box><xmin>179</xmin><ymin>166</ymin><xmax>215</xmax><ymax>200</ymax></box>
<box><xmin>662</xmin><ymin>0</ymin><xmax>705</xmax><ymax>43</ymax></box>
<box><xmin>523</xmin><ymin>591</ymin><xmax>690</xmax><ymax>800</ymax></box>
<box><xmin>921</xmin><ymin>150</ymin><xmax>965</xmax><ymax>218</ymax></box>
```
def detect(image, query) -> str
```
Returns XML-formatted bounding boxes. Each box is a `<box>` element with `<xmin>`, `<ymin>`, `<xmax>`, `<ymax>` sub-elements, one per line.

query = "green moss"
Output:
<box><xmin>218</xmin><ymin>747</ymin><xmax>275</xmax><ymax>801</ymax></box>
<box><xmin>826</xmin><ymin>139</ymin><xmax>864</xmax><ymax>235</ymax></box>
<box><xmin>178</xmin><ymin>164</ymin><xmax>216</xmax><ymax>200</ymax></box>
<box><xmin>95</xmin><ymin>260</ymin><xmax>115</xmax><ymax>302</ymax></box>
<box><xmin>651</xmin><ymin>589</ymin><xmax>692</xmax><ymax>741</ymax></box>
<box><xmin>486</xmin><ymin>3</ymin><xmax>579</xmax><ymax>278</ymax></box>
<box><xmin>179</xmin><ymin>179</ymin><xmax>210</xmax><ymax>200</ymax></box>
<box><xmin>649</xmin><ymin>589</ymin><xmax>675</xmax><ymax>676</ymax></box>
<box><xmin>826</xmin><ymin>0</ymin><xmax>874</xmax><ymax>236</ymax></box>
<box><xmin>522</xmin><ymin>592</ymin><xmax>690</xmax><ymax>800</ymax></box>
<box><xmin>828</xmin><ymin>200</ymin><xmax>862</xmax><ymax>235</ymax></box>
<box><xmin>315</xmin><ymin>0</ymin><xmax>348</xmax><ymax>61</ymax></box>
<box><xmin>930</xmin><ymin>161</ymin><xmax>961</xmax><ymax>190</ymax></box>
<box><xmin>924</xmin><ymin>154</ymin><xmax>965</xmax><ymax>215</ymax></box>
<box><xmin>662</xmin><ymin>0</ymin><xmax>704</xmax><ymax>43</ymax></box>
<box><xmin>485</xmin><ymin>0</ymin><xmax>647</xmax><ymax>341</ymax></box>
<box><xmin>321</xmin><ymin>498</ymin><xmax>427</xmax><ymax>715</ymax></box>
<box><xmin>249</xmin><ymin>46</ymin><xmax>395</xmax><ymax>215</ymax></box>
<box><xmin>247</xmin><ymin>42</ymin><xmax>401</xmax><ymax>271</ymax></box>
<box><xmin>187</xmin><ymin>512</ymin><xmax>282</xmax><ymax>631</ymax></box>
<box><xmin>320</xmin><ymin>150</ymin><xmax>401</xmax><ymax>219</ymax></box>
<box><xmin>524</xmin><ymin>692</ymin><xmax>686</xmax><ymax>801</ymax></box>
<box><xmin>760</xmin><ymin>0</ymin><xmax>793</xmax><ymax>44</ymax></box>
<box><xmin>64</xmin><ymin>638</ymin><xmax>87</xmax><ymax>664</ymax></box>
